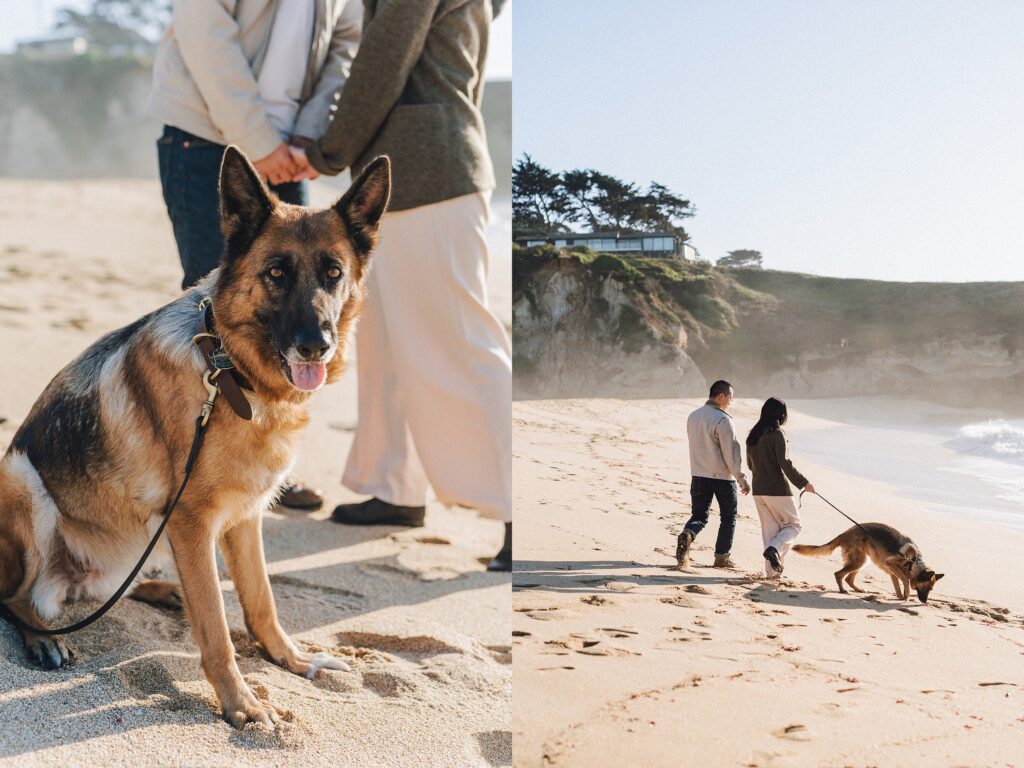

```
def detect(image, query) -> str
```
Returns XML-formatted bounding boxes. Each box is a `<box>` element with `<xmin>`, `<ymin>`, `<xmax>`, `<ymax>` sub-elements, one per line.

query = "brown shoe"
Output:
<box><xmin>675</xmin><ymin>530</ymin><xmax>694</xmax><ymax>569</ymax></box>
<box><xmin>276</xmin><ymin>481</ymin><xmax>324</xmax><ymax>511</ymax></box>
<box><xmin>713</xmin><ymin>553</ymin><xmax>738</xmax><ymax>569</ymax></box>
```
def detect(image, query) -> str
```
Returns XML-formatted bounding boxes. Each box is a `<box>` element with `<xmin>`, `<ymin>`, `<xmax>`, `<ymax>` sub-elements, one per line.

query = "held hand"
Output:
<box><xmin>288</xmin><ymin>145</ymin><xmax>320</xmax><ymax>182</ymax></box>
<box><xmin>252</xmin><ymin>143</ymin><xmax>299</xmax><ymax>186</ymax></box>
<box><xmin>804</xmin><ymin>483</ymin><xmax>816</xmax><ymax>495</ymax></box>
<box><xmin>740</xmin><ymin>486</ymin><xmax>750</xmax><ymax>496</ymax></box>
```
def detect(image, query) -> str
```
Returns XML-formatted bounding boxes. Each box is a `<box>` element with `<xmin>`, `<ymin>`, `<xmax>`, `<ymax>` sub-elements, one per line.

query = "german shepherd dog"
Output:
<box><xmin>0</xmin><ymin>147</ymin><xmax>390</xmax><ymax>728</ymax></box>
<box><xmin>793</xmin><ymin>523</ymin><xmax>944</xmax><ymax>603</ymax></box>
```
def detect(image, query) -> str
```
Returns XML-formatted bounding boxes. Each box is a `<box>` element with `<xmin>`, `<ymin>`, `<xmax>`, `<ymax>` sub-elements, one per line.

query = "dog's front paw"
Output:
<box><xmin>279</xmin><ymin>648</ymin><xmax>351</xmax><ymax>679</ymax></box>
<box><xmin>221</xmin><ymin>687</ymin><xmax>281</xmax><ymax>730</ymax></box>
<box><xmin>304</xmin><ymin>651</ymin><xmax>350</xmax><ymax>680</ymax></box>
<box><xmin>24</xmin><ymin>634</ymin><xmax>73</xmax><ymax>670</ymax></box>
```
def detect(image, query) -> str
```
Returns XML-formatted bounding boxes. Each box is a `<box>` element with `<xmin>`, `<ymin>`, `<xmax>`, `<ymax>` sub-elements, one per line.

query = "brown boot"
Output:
<box><xmin>675</xmin><ymin>530</ymin><xmax>694</xmax><ymax>569</ymax></box>
<box><xmin>275</xmin><ymin>480</ymin><xmax>324</xmax><ymax>510</ymax></box>
<box><xmin>713</xmin><ymin>553</ymin><xmax>738</xmax><ymax>569</ymax></box>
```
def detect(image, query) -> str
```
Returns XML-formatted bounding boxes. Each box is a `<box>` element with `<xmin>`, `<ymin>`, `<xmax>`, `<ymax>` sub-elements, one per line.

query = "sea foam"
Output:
<box><xmin>949</xmin><ymin>420</ymin><xmax>1024</xmax><ymax>465</ymax></box>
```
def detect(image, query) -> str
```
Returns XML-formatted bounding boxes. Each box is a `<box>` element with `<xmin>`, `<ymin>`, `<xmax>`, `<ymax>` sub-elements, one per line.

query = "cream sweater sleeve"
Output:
<box><xmin>171</xmin><ymin>0</ymin><xmax>281</xmax><ymax>160</ymax></box>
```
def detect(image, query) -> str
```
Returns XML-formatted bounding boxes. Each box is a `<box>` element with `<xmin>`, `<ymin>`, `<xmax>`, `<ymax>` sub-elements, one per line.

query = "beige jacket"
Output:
<box><xmin>686</xmin><ymin>401</ymin><xmax>750</xmax><ymax>491</ymax></box>
<box><xmin>306</xmin><ymin>0</ymin><xmax>499</xmax><ymax>211</ymax></box>
<box><xmin>147</xmin><ymin>0</ymin><xmax>361</xmax><ymax>161</ymax></box>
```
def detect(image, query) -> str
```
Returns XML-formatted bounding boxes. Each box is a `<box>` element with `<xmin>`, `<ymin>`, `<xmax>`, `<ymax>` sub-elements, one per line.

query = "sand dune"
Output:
<box><xmin>0</xmin><ymin>179</ymin><xmax>510</xmax><ymax>767</ymax></box>
<box><xmin>513</xmin><ymin>398</ymin><xmax>1024</xmax><ymax>767</ymax></box>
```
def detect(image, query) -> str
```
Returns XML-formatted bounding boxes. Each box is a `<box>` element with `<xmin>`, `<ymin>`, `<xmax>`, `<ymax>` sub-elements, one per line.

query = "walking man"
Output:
<box><xmin>676</xmin><ymin>380</ymin><xmax>751</xmax><ymax>569</ymax></box>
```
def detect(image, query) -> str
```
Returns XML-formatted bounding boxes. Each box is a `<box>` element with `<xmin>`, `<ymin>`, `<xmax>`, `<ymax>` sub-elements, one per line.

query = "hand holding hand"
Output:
<box><xmin>741</xmin><ymin>486</ymin><xmax>750</xmax><ymax>496</ymax></box>
<box><xmin>804</xmin><ymin>483</ymin><xmax>816</xmax><ymax>494</ymax></box>
<box><xmin>253</xmin><ymin>143</ymin><xmax>299</xmax><ymax>186</ymax></box>
<box><xmin>288</xmin><ymin>144</ymin><xmax>320</xmax><ymax>182</ymax></box>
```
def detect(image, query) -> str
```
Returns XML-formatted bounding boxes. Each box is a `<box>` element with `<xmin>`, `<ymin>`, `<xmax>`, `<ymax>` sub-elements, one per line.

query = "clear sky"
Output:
<box><xmin>0</xmin><ymin>0</ymin><xmax>513</xmax><ymax>80</ymax></box>
<box><xmin>513</xmin><ymin>0</ymin><xmax>1024</xmax><ymax>282</ymax></box>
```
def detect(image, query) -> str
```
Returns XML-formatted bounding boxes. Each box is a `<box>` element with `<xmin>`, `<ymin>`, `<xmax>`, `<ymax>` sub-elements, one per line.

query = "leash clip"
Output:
<box><xmin>200</xmin><ymin>369</ymin><xmax>219</xmax><ymax>426</ymax></box>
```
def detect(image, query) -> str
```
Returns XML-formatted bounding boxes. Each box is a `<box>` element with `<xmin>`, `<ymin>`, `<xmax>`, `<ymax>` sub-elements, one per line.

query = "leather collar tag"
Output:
<box><xmin>193</xmin><ymin>302</ymin><xmax>253</xmax><ymax>421</ymax></box>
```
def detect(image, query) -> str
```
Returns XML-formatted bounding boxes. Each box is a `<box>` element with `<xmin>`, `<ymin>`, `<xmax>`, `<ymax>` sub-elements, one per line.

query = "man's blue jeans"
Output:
<box><xmin>157</xmin><ymin>125</ymin><xmax>308</xmax><ymax>289</ymax></box>
<box><xmin>680</xmin><ymin>476</ymin><xmax>738</xmax><ymax>556</ymax></box>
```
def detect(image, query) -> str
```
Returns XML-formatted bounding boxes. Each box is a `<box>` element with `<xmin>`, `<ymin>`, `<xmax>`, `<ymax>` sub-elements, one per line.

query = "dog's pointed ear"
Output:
<box><xmin>333</xmin><ymin>156</ymin><xmax>391</xmax><ymax>264</ymax></box>
<box><xmin>219</xmin><ymin>146</ymin><xmax>275</xmax><ymax>261</ymax></box>
<box><xmin>934</xmin><ymin>573</ymin><xmax>944</xmax><ymax>581</ymax></box>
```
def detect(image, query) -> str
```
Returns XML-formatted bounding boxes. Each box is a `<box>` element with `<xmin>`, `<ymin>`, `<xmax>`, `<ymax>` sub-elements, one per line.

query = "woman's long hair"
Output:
<box><xmin>746</xmin><ymin>397</ymin><xmax>788</xmax><ymax>448</ymax></box>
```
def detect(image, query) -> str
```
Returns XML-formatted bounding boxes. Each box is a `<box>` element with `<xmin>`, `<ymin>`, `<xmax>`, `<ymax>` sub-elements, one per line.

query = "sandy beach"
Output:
<box><xmin>513</xmin><ymin>397</ymin><xmax>1024</xmax><ymax>767</ymax></box>
<box><xmin>0</xmin><ymin>179</ymin><xmax>511</xmax><ymax>767</ymax></box>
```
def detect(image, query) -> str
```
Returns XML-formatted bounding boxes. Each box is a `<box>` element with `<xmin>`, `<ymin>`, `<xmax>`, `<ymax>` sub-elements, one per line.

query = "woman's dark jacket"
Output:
<box><xmin>746</xmin><ymin>428</ymin><xmax>808</xmax><ymax>496</ymax></box>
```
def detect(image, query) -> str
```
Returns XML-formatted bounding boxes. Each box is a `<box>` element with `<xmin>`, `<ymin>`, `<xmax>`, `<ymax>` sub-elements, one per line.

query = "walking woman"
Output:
<box><xmin>745</xmin><ymin>397</ymin><xmax>815</xmax><ymax>577</ymax></box>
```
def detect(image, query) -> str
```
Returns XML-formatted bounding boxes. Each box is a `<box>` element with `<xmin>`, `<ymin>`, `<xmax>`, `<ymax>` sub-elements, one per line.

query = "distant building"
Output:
<box><xmin>515</xmin><ymin>230</ymin><xmax>689</xmax><ymax>258</ymax></box>
<box><xmin>16</xmin><ymin>37</ymin><xmax>89</xmax><ymax>58</ymax></box>
<box><xmin>15</xmin><ymin>34</ymin><xmax>156</xmax><ymax>60</ymax></box>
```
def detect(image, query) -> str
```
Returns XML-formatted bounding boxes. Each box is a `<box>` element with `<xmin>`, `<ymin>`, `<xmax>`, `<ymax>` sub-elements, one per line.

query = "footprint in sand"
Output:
<box><xmin>112</xmin><ymin>657</ymin><xmax>189</xmax><ymax>708</ymax></box>
<box><xmin>413</xmin><ymin>535</ymin><xmax>452</xmax><ymax>546</ymax></box>
<box><xmin>943</xmin><ymin>599</ymin><xmax>1013</xmax><ymax>623</ymax></box>
<box><xmin>773</xmin><ymin>723</ymin><xmax>813</xmax><ymax>742</ymax></box>
<box><xmin>598</xmin><ymin>627</ymin><xmax>639</xmax><ymax>638</ymax></box>
<box><xmin>335</xmin><ymin>631</ymin><xmax>463</xmax><ymax>660</ymax></box>
<box><xmin>485</xmin><ymin>644</ymin><xmax>512</xmax><ymax>665</ymax></box>
<box><xmin>605</xmin><ymin>581</ymin><xmax>638</xmax><ymax>592</ymax></box>
<box><xmin>515</xmin><ymin>606</ymin><xmax>562</xmax><ymax>621</ymax></box>
<box><xmin>362</xmin><ymin>669</ymin><xmax>418</xmax><ymax>698</ymax></box>
<box><xmin>660</xmin><ymin>595</ymin><xmax>700</xmax><ymax>609</ymax></box>
<box><xmin>545</xmin><ymin>634</ymin><xmax>641</xmax><ymax>657</ymax></box>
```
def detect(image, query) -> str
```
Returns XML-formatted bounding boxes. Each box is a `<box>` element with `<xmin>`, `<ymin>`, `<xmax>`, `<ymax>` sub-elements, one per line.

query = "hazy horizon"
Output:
<box><xmin>0</xmin><ymin>0</ymin><xmax>513</xmax><ymax>80</ymax></box>
<box><xmin>514</xmin><ymin>0</ymin><xmax>1024</xmax><ymax>283</ymax></box>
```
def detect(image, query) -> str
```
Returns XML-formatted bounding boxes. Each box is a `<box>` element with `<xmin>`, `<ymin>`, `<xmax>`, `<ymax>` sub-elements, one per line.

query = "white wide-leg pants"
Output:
<box><xmin>342</xmin><ymin>192</ymin><xmax>512</xmax><ymax>522</ymax></box>
<box><xmin>753</xmin><ymin>495</ymin><xmax>802</xmax><ymax>575</ymax></box>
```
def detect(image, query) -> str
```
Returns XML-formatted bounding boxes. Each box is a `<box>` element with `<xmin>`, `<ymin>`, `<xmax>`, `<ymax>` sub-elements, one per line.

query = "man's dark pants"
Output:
<box><xmin>157</xmin><ymin>125</ymin><xmax>308</xmax><ymax>289</ymax></box>
<box><xmin>679</xmin><ymin>476</ymin><xmax>738</xmax><ymax>556</ymax></box>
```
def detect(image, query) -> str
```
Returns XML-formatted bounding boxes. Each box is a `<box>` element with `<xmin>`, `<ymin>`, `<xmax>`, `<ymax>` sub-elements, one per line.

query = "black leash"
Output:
<box><xmin>0</xmin><ymin>299</ymin><xmax>246</xmax><ymax>637</ymax></box>
<box><xmin>0</xmin><ymin>415</ymin><xmax>209</xmax><ymax>636</ymax></box>
<box><xmin>798</xmin><ymin>489</ymin><xmax>923</xmax><ymax>568</ymax></box>
<box><xmin>798</xmin><ymin>489</ymin><xmax>875</xmax><ymax>536</ymax></box>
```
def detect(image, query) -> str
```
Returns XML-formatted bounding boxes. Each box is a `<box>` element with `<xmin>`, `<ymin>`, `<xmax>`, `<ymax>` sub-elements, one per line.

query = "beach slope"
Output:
<box><xmin>513</xmin><ymin>397</ymin><xmax>1024</xmax><ymax>768</ymax></box>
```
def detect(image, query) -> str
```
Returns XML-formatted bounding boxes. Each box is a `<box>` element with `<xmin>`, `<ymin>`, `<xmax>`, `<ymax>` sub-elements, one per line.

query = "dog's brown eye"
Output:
<box><xmin>327</xmin><ymin>266</ymin><xmax>342</xmax><ymax>280</ymax></box>
<box><xmin>269</xmin><ymin>267</ymin><xmax>284</xmax><ymax>279</ymax></box>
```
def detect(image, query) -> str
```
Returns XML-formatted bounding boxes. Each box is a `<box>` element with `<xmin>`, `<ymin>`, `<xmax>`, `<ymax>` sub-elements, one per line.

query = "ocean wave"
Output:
<box><xmin>948</xmin><ymin>420</ymin><xmax>1024</xmax><ymax>465</ymax></box>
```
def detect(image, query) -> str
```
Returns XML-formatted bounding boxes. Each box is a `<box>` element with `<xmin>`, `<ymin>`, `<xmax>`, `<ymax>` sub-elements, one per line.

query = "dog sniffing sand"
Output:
<box><xmin>793</xmin><ymin>522</ymin><xmax>944</xmax><ymax>602</ymax></box>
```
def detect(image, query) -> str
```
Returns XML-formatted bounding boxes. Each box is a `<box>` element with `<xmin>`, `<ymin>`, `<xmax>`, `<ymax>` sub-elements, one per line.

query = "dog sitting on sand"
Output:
<box><xmin>793</xmin><ymin>522</ymin><xmax>944</xmax><ymax>603</ymax></box>
<box><xmin>0</xmin><ymin>147</ymin><xmax>390</xmax><ymax>728</ymax></box>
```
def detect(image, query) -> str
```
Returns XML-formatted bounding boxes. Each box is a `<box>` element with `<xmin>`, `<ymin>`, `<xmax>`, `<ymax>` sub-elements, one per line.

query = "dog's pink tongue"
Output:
<box><xmin>290</xmin><ymin>362</ymin><xmax>326</xmax><ymax>391</ymax></box>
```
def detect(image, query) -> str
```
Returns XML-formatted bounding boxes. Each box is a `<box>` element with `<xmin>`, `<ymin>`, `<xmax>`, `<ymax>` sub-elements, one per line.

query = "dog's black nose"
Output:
<box><xmin>294</xmin><ymin>331</ymin><xmax>330</xmax><ymax>361</ymax></box>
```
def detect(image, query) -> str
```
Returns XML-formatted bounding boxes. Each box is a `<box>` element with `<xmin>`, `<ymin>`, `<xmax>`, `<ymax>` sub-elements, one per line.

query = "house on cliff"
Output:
<box><xmin>514</xmin><ymin>230</ymin><xmax>695</xmax><ymax>259</ymax></box>
<box><xmin>15</xmin><ymin>33</ymin><xmax>156</xmax><ymax>60</ymax></box>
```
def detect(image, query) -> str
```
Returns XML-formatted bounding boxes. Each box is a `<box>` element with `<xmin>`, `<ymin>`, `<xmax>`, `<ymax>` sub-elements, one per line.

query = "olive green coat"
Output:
<box><xmin>307</xmin><ymin>0</ymin><xmax>501</xmax><ymax>211</ymax></box>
